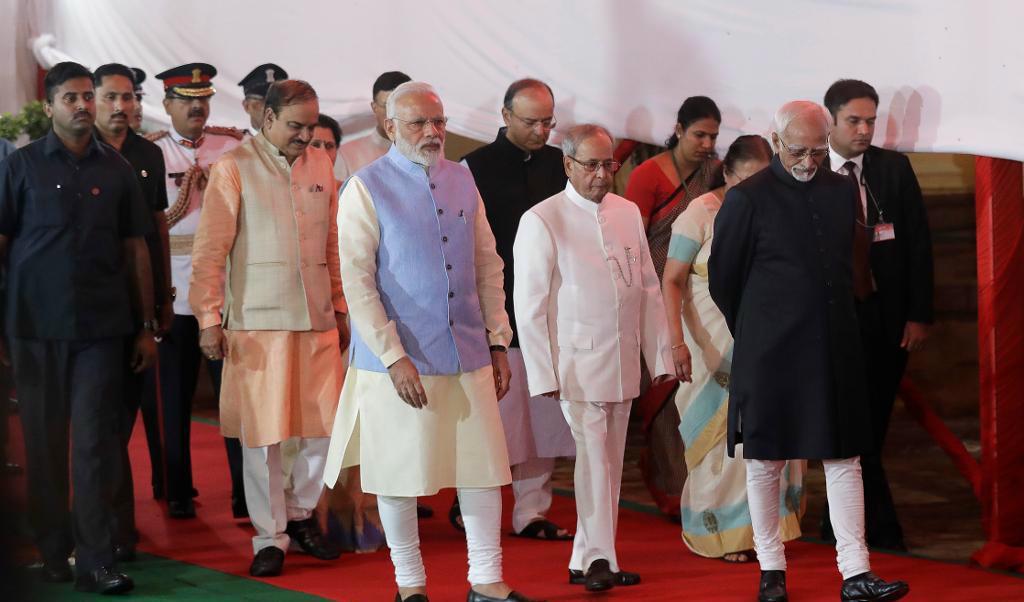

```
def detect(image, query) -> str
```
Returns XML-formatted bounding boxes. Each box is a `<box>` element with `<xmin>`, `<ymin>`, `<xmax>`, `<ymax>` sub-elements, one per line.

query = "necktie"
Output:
<box><xmin>845</xmin><ymin>160</ymin><xmax>873</xmax><ymax>300</ymax></box>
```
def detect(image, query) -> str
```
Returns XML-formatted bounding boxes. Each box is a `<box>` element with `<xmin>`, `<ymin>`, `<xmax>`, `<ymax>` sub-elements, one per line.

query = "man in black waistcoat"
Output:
<box><xmin>452</xmin><ymin>79</ymin><xmax>577</xmax><ymax>547</ymax></box>
<box><xmin>709</xmin><ymin>100</ymin><xmax>908</xmax><ymax>602</ymax></box>
<box><xmin>819</xmin><ymin>79</ymin><xmax>934</xmax><ymax>552</ymax></box>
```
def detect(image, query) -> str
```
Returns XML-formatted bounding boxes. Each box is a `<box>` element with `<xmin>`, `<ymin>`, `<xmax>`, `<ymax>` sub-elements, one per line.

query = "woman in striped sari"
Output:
<box><xmin>663</xmin><ymin>135</ymin><xmax>805</xmax><ymax>562</ymax></box>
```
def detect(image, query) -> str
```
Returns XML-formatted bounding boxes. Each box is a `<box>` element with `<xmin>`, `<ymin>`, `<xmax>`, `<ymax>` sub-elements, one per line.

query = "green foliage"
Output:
<box><xmin>20</xmin><ymin>101</ymin><xmax>51</xmax><ymax>140</ymax></box>
<box><xmin>0</xmin><ymin>112</ymin><xmax>23</xmax><ymax>141</ymax></box>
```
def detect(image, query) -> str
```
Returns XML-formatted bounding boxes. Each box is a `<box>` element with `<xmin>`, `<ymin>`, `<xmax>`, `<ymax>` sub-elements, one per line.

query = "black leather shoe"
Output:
<box><xmin>231</xmin><ymin>495</ymin><xmax>249</xmax><ymax>519</ymax></box>
<box><xmin>466</xmin><ymin>589</ymin><xmax>540</xmax><ymax>602</ymax></box>
<box><xmin>168</xmin><ymin>498</ymin><xmax>196</xmax><ymax>519</ymax></box>
<box><xmin>114</xmin><ymin>542</ymin><xmax>137</xmax><ymax>562</ymax></box>
<box><xmin>584</xmin><ymin>559</ymin><xmax>615</xmax><ymax>592</ymax></box>
<box><xmin>286</xmin><ymin>517</ymin><xmax>341</xmax><ymax>560</ymax></box>
<box><xmin>249</xmin><ymin>546</ymin><xmax>284</xmax><ymax>577</ymax></box>
<box><xmin>417</xmin><ymin>503</ymin><xmax>434</xmax><ymax>519</ymax></box>
<box><xmin>568</xmin><ymin>568</ymin><xmax>640</xmax><ymax>586</ymax></box>
<box><xmin>395</xmin><ymin>593</ymin><xmax>429</xmax><ymax>602</ymax></box>
<box><xmin>74</xmin><ymin>566</ymin><xmax>134</xmax><ymax>594</ymax></box>
<box><xmin>0</xmin><ymin>460</ymin><xmax>22</xmax><ymax>475</ymax></box>
<box><xmin>840</xmin><ymin>572</ymin><xmax>909</xmax><ymax>602</ymax></box>
<box><xmin>41</xmin><ymin>559</ymin><xmax>73</xmax><ymax>583</ymax></box>
<box><xmin>758</xmin><ymin>570</ymin><xmax>787</xmax><ymax>602</ymax></box>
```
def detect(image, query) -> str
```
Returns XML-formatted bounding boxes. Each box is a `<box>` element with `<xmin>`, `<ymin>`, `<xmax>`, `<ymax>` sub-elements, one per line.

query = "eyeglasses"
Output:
<box><xmin>391</xmin><ymin>116</ymin><xmax>448</xmax><ymax>132</ymax></box>
<box><xmin>777</xmin><ymin>135</ymin><xmax>829</xmax><ymax>160</ymax></box>
<box><xmin>568</xmin><ymin>156</ymin><xmax>621</xmax><ymax>173</ymax></box>
<box><xmin>508</xmin><ymin>110</ymin><xmax>556</xmax><ymax>130</ymax></box>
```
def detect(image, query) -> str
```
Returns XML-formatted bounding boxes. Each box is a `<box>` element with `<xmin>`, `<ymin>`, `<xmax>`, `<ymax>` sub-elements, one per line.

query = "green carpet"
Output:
<box><xmin>23</xmin><ymin>553</ymin><xmax>327</xmax><ymax>601</ymax></box>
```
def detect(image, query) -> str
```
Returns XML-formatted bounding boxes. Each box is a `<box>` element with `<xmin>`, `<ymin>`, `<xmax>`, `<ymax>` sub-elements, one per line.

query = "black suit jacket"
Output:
<box><xmin>855</xmin><ymin>146</ymin><xmax>935</xmax><ymax>344</ymax></box>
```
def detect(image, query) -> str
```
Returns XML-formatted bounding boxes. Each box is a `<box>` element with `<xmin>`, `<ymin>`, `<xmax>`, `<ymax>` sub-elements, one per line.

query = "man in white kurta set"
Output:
<box><xmin>514</xmin><ymin>124</ymin><xmax>674</xmax><ymax>593</ymax></box>
<box><xmin>323</xmin><ymin>82</ymin><xmax>538</xmax><ymax>602</ymax></box>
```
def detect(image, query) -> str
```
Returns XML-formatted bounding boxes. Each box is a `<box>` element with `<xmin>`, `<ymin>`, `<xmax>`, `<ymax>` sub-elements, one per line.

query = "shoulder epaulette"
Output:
<box><xmin>144</xmin><ymin>130</ymin><xmax>169</xmax><ymax>143</ymax></box>
<box><xmin>203</xmin><ymin>125</ymin><xmax>247</xmax><ymax>141</ymax></box>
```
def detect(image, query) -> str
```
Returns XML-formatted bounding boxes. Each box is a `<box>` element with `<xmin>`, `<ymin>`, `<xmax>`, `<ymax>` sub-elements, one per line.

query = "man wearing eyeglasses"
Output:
<box><xmin>454</xmin><ymin>78</ymin><xmax>575</xmax><ymax>544</ymax></box>
<box><xmin>514</xmin><ymin>124</ymin><xmax>673</xmax><ymax>592</ymax></box>
<box><xmin>709</xmin><ymin>100</ymin><xmax>909</xmax><ymax>602</ymax></box>
<box><xmin>334</xmin><ymin>70</ymin><xmax>411</xmax><ymax>183</ymax></box>
<box><xmin>324</xmin><ymin>81</ymin><xmax>538</xmax><ymax>602</ymax></box>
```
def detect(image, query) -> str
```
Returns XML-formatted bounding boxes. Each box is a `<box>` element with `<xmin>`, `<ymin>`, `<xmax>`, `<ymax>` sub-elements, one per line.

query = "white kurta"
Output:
<box><xmin>322</xmin><ymin>172</ymin><xmax>513</xmax><ymax>496</ymax></box>
<box><xmin>513</xmin><ymin>184</ymin><xmax>674</xmax><ymax>402</ymax></box>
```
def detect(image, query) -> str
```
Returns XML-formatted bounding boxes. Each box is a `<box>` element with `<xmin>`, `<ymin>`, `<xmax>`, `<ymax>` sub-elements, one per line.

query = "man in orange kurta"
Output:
<box><xmin>189</xmin><ymin>80</ymin><xmax>348</xmax><ymax>577</ymax></box>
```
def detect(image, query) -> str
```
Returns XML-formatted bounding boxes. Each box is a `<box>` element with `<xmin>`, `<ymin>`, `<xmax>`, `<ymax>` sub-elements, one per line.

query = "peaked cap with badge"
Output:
<box><xmin>238</xmin><ymin>64</ymin><xmax>288</xmax><ymax>98</ymax></box>
<box><xmin>156</xmin><ymin>63</ymin><xmax>217</xmax><ymax>98</ymax></box>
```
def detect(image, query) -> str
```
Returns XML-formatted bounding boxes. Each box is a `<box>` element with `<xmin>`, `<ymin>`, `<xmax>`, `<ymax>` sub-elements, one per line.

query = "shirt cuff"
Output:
<box><xmin>379</xmin><ymin>345</ymin><xmax>407</xmax><ymax>369</ymax></box>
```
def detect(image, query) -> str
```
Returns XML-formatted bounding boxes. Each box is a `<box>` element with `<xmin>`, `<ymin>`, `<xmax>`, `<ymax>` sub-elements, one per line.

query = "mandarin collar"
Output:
<box><xmin>494</xmin><ymin>127</ymin><xmax>533</xmax><ymax>162</ymax></box>
<box><xmin>565</xmin><ymin>181</ymin><xmax>605</xmax><ymax>214</ymax></box>
<box><xmin>384</xmin><ymin>143</ymin><xmax>445</xmax><ymax>179</ymax></box>
<box><xmin>769</xmin><ymin>154</ymin><xmax>818</xmax><ymax>189</ymax></box>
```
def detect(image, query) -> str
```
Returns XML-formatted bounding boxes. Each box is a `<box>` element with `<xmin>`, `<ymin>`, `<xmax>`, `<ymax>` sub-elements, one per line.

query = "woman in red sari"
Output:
<box><xmin>625</xmin><ymin>97</ymin><xmax>722</xmax><ymax>517</ymax></box>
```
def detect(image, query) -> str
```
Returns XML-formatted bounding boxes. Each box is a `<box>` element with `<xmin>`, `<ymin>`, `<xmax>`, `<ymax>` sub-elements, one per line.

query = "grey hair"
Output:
<box><xmin>386</xmin><ymin>81</ymin><xmax>439</xmax><ymax>118</ymax></box>
<box><xmin>561</xmin><ymin>123</ymin><xmax>613</xmax><ymax>157</ymax></box>
<box><xmin>772</xmin><ymin>100</ymin><xmax>832</xmax><ymax>137</ymax></box>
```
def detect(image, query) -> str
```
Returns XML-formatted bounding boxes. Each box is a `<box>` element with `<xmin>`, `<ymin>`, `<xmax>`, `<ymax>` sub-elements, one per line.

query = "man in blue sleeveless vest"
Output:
<box><xmin>324</xmin><ymin>82</ymin><xmax>537</xmax><ymax>602</ymax></box>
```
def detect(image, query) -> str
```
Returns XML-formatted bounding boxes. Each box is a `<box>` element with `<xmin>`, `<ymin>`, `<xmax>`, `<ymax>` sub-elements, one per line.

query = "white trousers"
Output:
<box><xmin>561</xmin><ymin>400</ymin><xmax>631</xmax><ymax>573</ymax></box>
<box><xmin>511</xmin><ymin>456</ymin><xmax>556</xmax><ymax>534</ymax></box>
<box><xmin>378</xmin><ymin>487</ymin><xmax>503</xmax><ymax>588</ymax></box>
<box><xmin>747</xmin><ymin>456</ymin><xmax>870</xmax><ymax>579</ymax></box>
<box><xmin>242</xmin><ymin>435</ymin><xmax>330</xmax><ymax>554</ymax></box>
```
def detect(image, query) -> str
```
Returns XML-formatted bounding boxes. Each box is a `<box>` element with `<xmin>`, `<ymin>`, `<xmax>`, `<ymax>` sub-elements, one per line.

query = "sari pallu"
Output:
<box><xmin>625</xmin><ymin>155</ymin><xmax>719</xmax><ymax>517</ymax></box>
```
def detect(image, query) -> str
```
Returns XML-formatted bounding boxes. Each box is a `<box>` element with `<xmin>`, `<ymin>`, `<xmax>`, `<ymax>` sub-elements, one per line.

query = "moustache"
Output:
<box><xmin>188</xmin><ymin>109</ymin><xmax>205</xmax><ymax>118</ymax></box>
<box><xmin>72</xmin><ymin>111</ymin><xmax>91</xmax><ymax>119</ymax></box>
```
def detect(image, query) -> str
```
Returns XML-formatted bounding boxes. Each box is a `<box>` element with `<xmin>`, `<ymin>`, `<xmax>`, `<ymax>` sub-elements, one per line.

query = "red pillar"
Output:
<box><xmin>972</xmin><ymin>156</ymin><xmax>1024</xmax><ymax>572</ymax></box>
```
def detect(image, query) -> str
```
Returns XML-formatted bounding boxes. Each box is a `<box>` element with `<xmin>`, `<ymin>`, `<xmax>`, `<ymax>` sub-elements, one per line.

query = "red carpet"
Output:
<box><xmin>123</xmin><ymin>421</ymin><xmax>1024</xmax><ymax>601</ymax></box>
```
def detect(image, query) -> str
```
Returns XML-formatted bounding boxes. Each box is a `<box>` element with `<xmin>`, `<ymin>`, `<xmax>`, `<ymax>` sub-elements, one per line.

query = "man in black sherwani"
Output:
<box><xmin>709</xmin><ymin>100</ymin><xmax>909</xmax><ymax>602</ymax></box>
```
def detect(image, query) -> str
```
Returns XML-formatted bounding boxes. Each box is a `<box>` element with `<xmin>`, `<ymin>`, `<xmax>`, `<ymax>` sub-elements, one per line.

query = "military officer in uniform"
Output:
<box><xmin>146</xmin><ymin>62</ymin><xmax>247</xmax><ymax>519</ymax></box>
<box><xmin>239</xmin><ymin>63</ymin><xmax>288</xmax><ymax>136</ymax></box>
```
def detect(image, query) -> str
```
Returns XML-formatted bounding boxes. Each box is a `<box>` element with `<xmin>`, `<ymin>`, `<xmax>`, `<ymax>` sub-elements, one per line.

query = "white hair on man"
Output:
<box><xmin>561</xmin><ymin>123</ymin><xmax>613</xmax><ymax>157</ymax></box>
<box><xmin>772</xmin><ymin>100</ymin><xmax>832</xmax><ymax>137</ymax></box>
<box><xmin>386</xmin><ymin>81</ymin><xmax>439</xmax><ymax>118</ymax></box>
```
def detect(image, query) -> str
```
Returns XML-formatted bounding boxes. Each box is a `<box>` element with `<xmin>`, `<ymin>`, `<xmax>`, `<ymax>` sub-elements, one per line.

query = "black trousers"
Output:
<box><xmin>0</xmin><ymin>358</ymin><xmax>10</xmax><ymax>465</ymax></box>
<box><xmin>110</xmin><ymin>336</ymin><xmax>147</xmax><ymax>546</ymax></box>
<box><xmin>823</xmin><ymin>296</ymin><xmax>908</xmax><ymax>547</ymax></box>
<box><xmin>10</xmin><ymin>337</ymin><xmax>123</xmax><ymax>574</ymax></box>
<box><xmin>142</xmin><ymin>314</ymin><xmax>243</xmax><ymax>503</ymax></box>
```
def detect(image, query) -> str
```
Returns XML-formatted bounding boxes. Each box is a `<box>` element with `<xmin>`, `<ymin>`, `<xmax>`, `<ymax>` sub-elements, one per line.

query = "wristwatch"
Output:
<box><xmin>489</xmin><ymin>345</ymin><xmax>507</xmax><ymax>353</ymax></box>
<box><xmin>142</xmin><ymin>319</ymin><xmax>159</xmax><ymax>333</ymax></box>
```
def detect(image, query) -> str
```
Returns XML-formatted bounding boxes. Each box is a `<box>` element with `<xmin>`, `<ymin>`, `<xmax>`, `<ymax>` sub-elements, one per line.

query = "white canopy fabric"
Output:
<box><xmin>13</xmin><ymin>0</ymin><xmax>1024</xmax><ymax>160</ymax></box>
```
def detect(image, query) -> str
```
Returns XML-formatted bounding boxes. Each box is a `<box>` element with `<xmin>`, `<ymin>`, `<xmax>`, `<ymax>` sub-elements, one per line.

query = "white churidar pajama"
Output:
<box><xmin>746</xmin><ymin>456</ymin><xmax>870</xmax><ymax>579</ymax></box>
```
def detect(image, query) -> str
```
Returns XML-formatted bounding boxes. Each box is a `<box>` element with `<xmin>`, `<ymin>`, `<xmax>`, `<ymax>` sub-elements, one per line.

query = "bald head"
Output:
<box><xmin>772</xmin><ymin>100</ymin><xmax>831</xmax><ymax>182</ymax></box>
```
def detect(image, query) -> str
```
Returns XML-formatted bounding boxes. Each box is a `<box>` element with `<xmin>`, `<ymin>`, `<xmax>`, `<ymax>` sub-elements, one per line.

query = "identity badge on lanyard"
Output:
<box><xmin>864</xmin><ymin>175</ymin><xmax>895</xmax><ymax>243</ymax></box>
<box><xmin>874</xmin><ymin>222</ymin><xmax>895</xmax><ymax>242</ymax></box>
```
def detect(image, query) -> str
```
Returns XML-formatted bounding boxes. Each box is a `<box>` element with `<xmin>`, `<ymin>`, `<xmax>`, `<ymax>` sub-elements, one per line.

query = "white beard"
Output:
<box><xmin>396</xmin><ymin>136</ymin><xmax>442</xmax><ymax>167</ymax></box>
<box><xmin>790</xmin><ymin>165</ymin><xmax>817</xmax><ymax>182</ymax></box>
